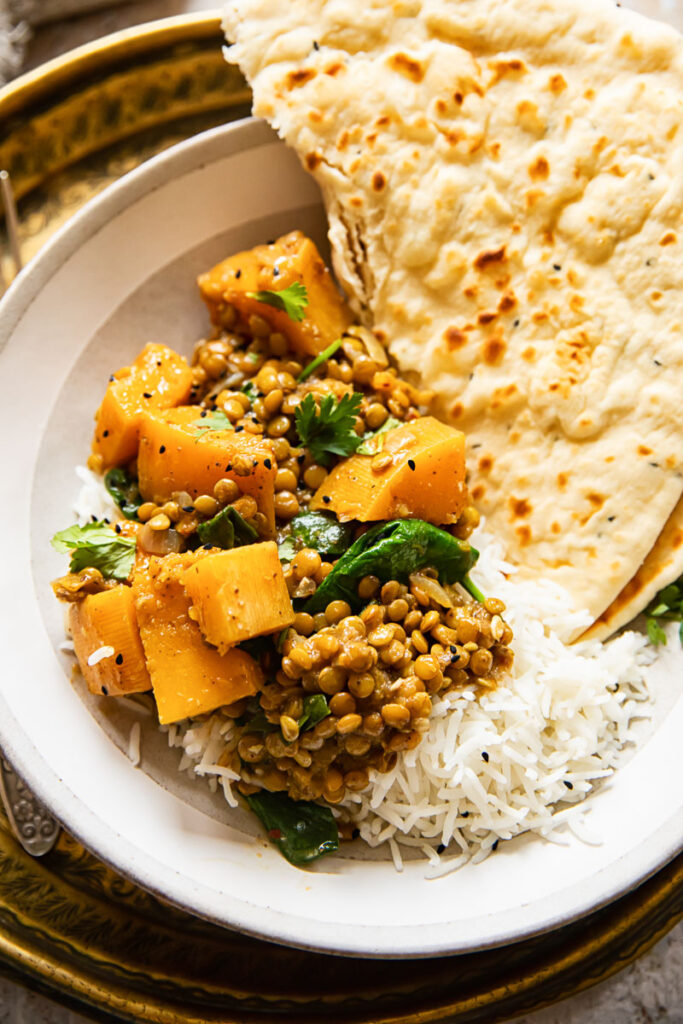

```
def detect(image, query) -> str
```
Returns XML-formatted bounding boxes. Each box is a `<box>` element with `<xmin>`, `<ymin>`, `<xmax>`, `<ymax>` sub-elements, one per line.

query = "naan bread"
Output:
<box><xmin>581</xmin><ymin>496</ymin><xmax>683</xmax><ymax>641</ymax></box>
<box><xmin>223</xmin><ymin>0</ymin><xmax>683</xmax><ymax>638</ymax></box>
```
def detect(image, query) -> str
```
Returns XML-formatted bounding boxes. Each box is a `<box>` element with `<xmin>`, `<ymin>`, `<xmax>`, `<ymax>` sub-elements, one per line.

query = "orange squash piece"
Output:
<box><xmin>197</xmin><ymin>230</ymin><xmax>353</xmax><ymax>357</ymax></box>
<box><xmin>183</xmin><ymin>542</ymin><xmax>294</xmax><ymax>653</ymax></box>
<box><xmin>92</xmin><ymin>343</ymin><xmax>193</xmax><ymax>469</ymax></box>
<box><xmin>311</xmin><ymin>417</ymin><xmax>467</xmax><ymax>525</ymax></box>
<box><xmin>137</xmin><ymin>406</ymin><xmax>276</xmax><ymax>531</ymax></box>
<box><xmin>133</xmin><ymin>553</ymin><xmax>263</xmax><ymax>725</ymax></box>
<box><xmin>69</xmin><ymin>585</ymin><xmax>152</xmax><ymax>697</ymax></box>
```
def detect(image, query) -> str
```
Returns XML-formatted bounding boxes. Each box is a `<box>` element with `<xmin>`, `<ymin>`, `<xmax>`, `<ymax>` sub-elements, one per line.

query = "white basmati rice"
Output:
<box><xmin>73</xmin><ymin>468</ymin><xmax>657</xmax><ymax>868</ymax></box>
<box><xmin>87</xmin><ymin>645</ymin><xmax>114</xmax><ymax>666</ymax></box>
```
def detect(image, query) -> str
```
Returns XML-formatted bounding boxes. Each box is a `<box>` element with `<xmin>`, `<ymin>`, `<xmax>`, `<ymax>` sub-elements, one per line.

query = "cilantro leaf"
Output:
<box><xmin>357</xmin><ymin>415</ymin><xmax>402</xmax><ymax>456</ymax></box>
<box><xmin>241</xmin><ymin>381</ymin><xmax>258</xmax><ymax>402</ymax></box>
<box><xmin>191</xmin><ymin>410</ymin><xmax>233</xmax><ymax>432</ymax></box>
<box><xmin>246</xmin><ymin>282</ymin><xmax>308</xmax><ymax>322</ymax></box>
<box><xmin>197</xmin><ymin>506</ymin><xmax>258</xmax><ymax>549</ymax></box>
<box><xmin>277</xmin><ymin>537</ymin><xmax>296</xmax><ymax>563</ymax></box>
<box><xmin>644</xmin><ymin>575</ymin><xmax>683</xmax><ymax>646</ymax></box>
<box><xmin>51</xmin><ymin>522</ymin><xmax>135</xmax><ymax>581</ymax></box>
<box><xmin>294</xmin><ymin>391</ymin><xmax>363</xmax><ymax>466</ymax></box>
<box><xmin>104</xmin><ymin>468</ymin><xmax>142</xmax><ymax>520</ymax></box>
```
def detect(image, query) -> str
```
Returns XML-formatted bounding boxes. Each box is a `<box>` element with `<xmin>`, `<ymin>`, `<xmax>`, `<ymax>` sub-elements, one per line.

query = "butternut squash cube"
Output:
<box><xmin>183</xmin><ymin>542</ymin><xmax>294</xmax><ymax>653</ymax></box>
<box><xmin>198</xmin><ymin>230</ymin><xmax>353</xmax><ymax>357</ymax></box>
<box><xmin>133</xmin><ymin>553</ymin><xmax>263</xmax><ymax>725</ymax></box>
<box><xmin>311</xmin><ymin>417</ymin><xmax>467</xmax><ymax>525</ymax></box>
<box><xmin>137</xmin><ymin>406</ymin><xmax>276</xmax><ymax>531</ymax></box>
<box><xmin>92</xmin><ymin>343</ymin><xmax>193</xmax><ymax>469</ymax></box>
<box><xmin>69</xmin><ymin>585</ymin><xmax>152</xmax><ymax>697</ymax></box>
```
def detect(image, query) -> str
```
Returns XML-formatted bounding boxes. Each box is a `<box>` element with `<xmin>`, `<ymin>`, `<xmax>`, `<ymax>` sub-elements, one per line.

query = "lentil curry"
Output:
<box><xmin>52</xmin><ymin>231</ymin><xmax>513</xmax><ymax>865</ymax></box>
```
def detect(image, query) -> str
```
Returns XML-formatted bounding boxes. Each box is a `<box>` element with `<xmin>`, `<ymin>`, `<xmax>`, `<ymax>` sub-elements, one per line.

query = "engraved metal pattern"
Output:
<box><xmin>0</xmin><ymin>760</ymin><xmax>59</xmax><ymax>857</ymax></box>
<box><xmin>0</xmin><ymin>14</ymin><xmax>679</xmax><ymax>1023</ymax></box>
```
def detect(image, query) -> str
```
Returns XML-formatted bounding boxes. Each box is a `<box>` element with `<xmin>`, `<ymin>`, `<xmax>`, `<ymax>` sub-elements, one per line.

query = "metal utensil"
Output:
<box><xmin>0</xmin><ymin>758</ymin><xmax>60</xmax><ymax>856</ymax></box>
<box><xmin>0</xmin><ymin>171</ymin><xmax>60</xmax><ymax>855</ymax></box>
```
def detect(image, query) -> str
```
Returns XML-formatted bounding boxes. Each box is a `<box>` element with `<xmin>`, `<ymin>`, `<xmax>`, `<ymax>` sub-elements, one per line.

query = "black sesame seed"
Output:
<box><xmin>103</xmin><ymin>429</ymin><xmax>109</xmax><ymax>437</ymax></box>
<box><xmin>297</xmin><ymin>454</ymin><xmax>306</xmax><ymax>464</ymax></box>
<box><xmin>482</xmin><ymin>751</ymin><xmax>490</xmax><ymax>762</ymax></box>
<box><xmin>143</xmin><ymin>392</ymin><xmax>152</xmax><ymax>399</ymax></box>
<box><xmin>115</xmin><ymin>653</ymin><xmax>123</xmax><ymax>665</ymax></box>
<box><xmin>159</xmin><ymin>445</ymin><xmax>166</xmax><ymax>454</ymax></box>
<box><xmin>513</xmin><ymin>318</ymin><xmax>520</xmax><ymax>327</ymax></box>
<box><xmin>203</xmin><ymin>543</ymin><xmax>213</xmax><ymax>550</ymax></box>
<box><xmin>461</xmin><ymin>810</ymin><xmax>469</xmax><ymax>818</ymax></box>
<box><xmin>235</xmin><ymin>268</ymin><xmax>242</xmax><ymax>278</ymax></box>
<box><xmin>552</xmin><ymin>263</ymin><xmax>561</xmax><ymax>271</ymax></box>
<box><xmin>264</xmin><ymin>458</ymin><xmax>272</xmax><ymax>469</ymax></box>
<box><xmin>564</xmin><ymin>780</ymin><xmax>574</xmax><ymax>789</ymax></box>
<box><xmin>313</xmin><ymin>40</ymin><xmax>319</xmax><ymax>50</ymax></box>
<box><xmin>649</xmin><ymin>462</ymin><xmax>660</xmax><ymax>468</ymax></box>
<box><xmin>273</xmin><ymin>266</ymin><xmax>280</xmax><ymax>277</ymax></box>
<box><xmin>322</xmin><ymin>495</ymin><xmax>331</xmax><ymax>504</ymax></box>
<box><xmin>607</xmin><ymin>515</ymin><xmax>616</xmax><ymax>522</ymax></box>
<box><xmin>235</xmin><ymin>426</ymin><xmax>244</xmax><ymax>433</ymax></box>
<box><xmin>101</xmin><ymin>686</ymin><xmax>108</xmax><ymax>696</ymax></box>
<box><xmin>492</xmin><ymin>840</ymin><xmax>499</xmax><ymax>851</ymax></box>
<box><xmin>654</xmin><ymin>358</ymin><xmax>662</xmax><ymax>366</ymax></box>
<box><xmin>115</xmin><ymin>523</ymin><xmax>121</xmax><ymax>533</ymax></box>
<box><xmin>109</xmin><ymin>374</ymin><xmax>115</xmax><ymax>382</ymax></box>
<box><xmin>267</xmin><ymin>239</ymin><xmax>275</xmax><ymax>245</ymax></box>
<box><xmin>437</xmin><ymin>843</ymin><xmax>446</xmax><ymax>854</ymax></box>
<box><xmin>91</xmin><ymin>514</ymin><xmax>98</xmax><ymax>522</ymax></box>
<box><xmin>226</xmin><ymin>464</ymin><xmax>233</xmax><ymax>472</ymax></box>
<box><xmin>183</xmin><ymin>505</ymin><xmax>194</xmax><ymax>512</ymax></box>
<box><xmin>103</xmin><ymin>517</ymin><xmax>110</xmax><ymax>524</ymax></box>
<box><xmin>200</xmin><ymin>410</ymin><xmax>208</xmax><ymax>418</ymax></box>
<box><xmin>408</xmin><ymin>459</ymin><xmax>416</xmax><ymax>471</ymax></box>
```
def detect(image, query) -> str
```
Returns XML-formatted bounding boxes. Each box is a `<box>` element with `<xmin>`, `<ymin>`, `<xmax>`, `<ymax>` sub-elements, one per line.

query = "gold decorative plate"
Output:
<box><xmin>0</xmin><ymin>15</ymin><xmax>680</xmax><ymax>1022</ymax></box>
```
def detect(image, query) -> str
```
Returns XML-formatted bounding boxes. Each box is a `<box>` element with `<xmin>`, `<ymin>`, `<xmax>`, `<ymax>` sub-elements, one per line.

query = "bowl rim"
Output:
<box><xmin>1</xmin><ymin>117</ymin><xmax>681</xmax><ymax>959</ymax></box>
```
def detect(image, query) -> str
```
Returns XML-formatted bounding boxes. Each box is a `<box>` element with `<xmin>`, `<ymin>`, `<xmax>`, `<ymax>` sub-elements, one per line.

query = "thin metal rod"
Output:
<box><xmin>0</xmin><ymin>171</ymin><xmax>23</xmax><ymax>275</ymax></box>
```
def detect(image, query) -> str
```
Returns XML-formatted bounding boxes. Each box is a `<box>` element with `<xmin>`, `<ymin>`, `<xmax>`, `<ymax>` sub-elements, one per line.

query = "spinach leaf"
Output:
<box><xmin>289</xmin><ymin>511</ymin><xmax>355</xmax><ymax>557</ymax></box>
<box><xmin>197</xmin><ymin>506</ymin><xmax>258</xmax><ymax>549</ymax></box>
<box><xmin>645</xmin><ymin>577</ymin><xmax>683</xmax><ymax>645</ymax></box>
<box><xmin>298</xmin><ymin>694</ymin><xmax>330</xmax><ymax>732</ymax></box>
<box><xmin>51</xmin><ymin>522</ymin><xmax>135</xmax><ymax>581</ymax></box>
<box><xmin>104</xmin><ymin>468</ymin><xmax>142</xmax><ymax>520</ymax></box>
<box><xmin>245</xmin><ymin>791</ymin><xmax>339</xmax><ymax>866</ymax></box>
<box><xmin>304</xmin><ymin>519</ymin><xmax>478</xmax><ymax>614</ymax></box>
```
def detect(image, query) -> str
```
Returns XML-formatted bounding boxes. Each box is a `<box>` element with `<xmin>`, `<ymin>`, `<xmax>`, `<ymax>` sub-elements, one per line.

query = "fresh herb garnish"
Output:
<box><xmin>241</xmin><ymin>381</ymin><xmax>258</xmax><ymax>402</ymax></box>
<box><xmin>51</xmin><ymin>522</ymin><xmax>135</xmax><ymax>581</ymax></box>
<box><xmin>277</xmin><ymin>537</ymin><xmax>297</xmax><ymax>563</ymax></box>
<box><xmin>294</xmin><ymin>391</ymin><xmax>363</xmax><ymax>466</ymax></box>
<box><xmin>191</xmin><ymin>410</ymin><xmax>233</xmax><ymax>432</ymax></box>
<box><xmin>645</xmin><ymin>577</ymin><xmax>683</xmax><ymax>645</ymax></box>
<box><xmin>297</xmin><ymin>337</ymin><xmax>344</xmax><ymax>383</ymax></box>
<box><xmin>298</xmin><ymin>693</ymin><xmax>330</xmax><ymax>732</ymax></box>
<box><xmin>303</xmin><ymin>518</ymin><xmax>478</xmax><ymax>614</ymax></box>
<box><xmin>104</xmin><ymin>468</ymin><xmax>142</xmax><ymax>520</ymax></box>
<box><xmin>246</xmin><ymin>282</ymin><xmax>309</xmax><ymax>322</ymax></box>
<box><xmin>288</xmin><ymin>510</ymin><xmax>354</xmax><ymax>557</ymax></box>
<box><xmin>244</xmin><ymin>790</ymin><xmax>339</xmax><ymax>866</ymax></box>
<box><xmin>197</xmin><ymin>506</ymin><xmax>258</xmax><ymax>549</ymax></box>
<box><xmin>357</xmin><ymin>415</ymin><xmax>402</xmax><ymax>456</ymax></box>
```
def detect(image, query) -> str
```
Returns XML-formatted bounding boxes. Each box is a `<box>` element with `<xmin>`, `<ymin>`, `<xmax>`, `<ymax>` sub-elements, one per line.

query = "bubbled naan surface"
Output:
<box><xmin>223</xmin><ymin>0</ymin><xmax>683</xmax><ymax>636</ymax></box>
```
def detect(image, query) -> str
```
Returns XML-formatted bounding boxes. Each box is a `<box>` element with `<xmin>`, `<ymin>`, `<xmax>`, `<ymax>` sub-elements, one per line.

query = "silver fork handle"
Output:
<box><xmin>0</xmin><ymin>757</ymin><xmax>60</xmax><ymax>857</ymax></box>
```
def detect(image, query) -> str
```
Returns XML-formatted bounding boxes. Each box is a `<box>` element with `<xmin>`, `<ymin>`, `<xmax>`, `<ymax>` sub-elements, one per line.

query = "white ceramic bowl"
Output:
<box><xmin>0</xmin><ymin>118</ymin><xmax>681</xmax><ymax>957</ymax></box>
